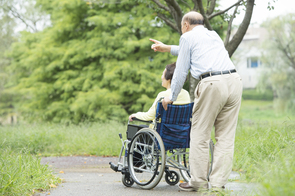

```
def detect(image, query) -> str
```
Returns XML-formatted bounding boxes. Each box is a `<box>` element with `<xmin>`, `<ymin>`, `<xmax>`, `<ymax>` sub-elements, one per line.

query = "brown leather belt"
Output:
<box><xmin>199</xmin><ymin>69</ymin><xmax>236</xmax><ymax>80</ymax></box>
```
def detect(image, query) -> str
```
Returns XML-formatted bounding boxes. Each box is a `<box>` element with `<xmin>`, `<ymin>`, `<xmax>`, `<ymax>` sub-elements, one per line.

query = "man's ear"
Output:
<box><xmin>184</xmin><ymin>21</ymin><xmax>189</xmax><ymax>30</ymax></box>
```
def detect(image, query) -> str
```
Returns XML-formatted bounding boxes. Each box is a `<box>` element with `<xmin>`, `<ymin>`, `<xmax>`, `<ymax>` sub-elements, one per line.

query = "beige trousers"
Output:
<box><xmin>189</xmin><ymin>72</ymin><xmax>243</xmax><ymax>188</ymax></box>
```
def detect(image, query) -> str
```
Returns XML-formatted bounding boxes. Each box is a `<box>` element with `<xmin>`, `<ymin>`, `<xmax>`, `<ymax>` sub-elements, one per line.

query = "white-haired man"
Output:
<box><xmin>150</xmin><ymin>11</ymin><xmax>243</xmax><ymax>191</ymax></box>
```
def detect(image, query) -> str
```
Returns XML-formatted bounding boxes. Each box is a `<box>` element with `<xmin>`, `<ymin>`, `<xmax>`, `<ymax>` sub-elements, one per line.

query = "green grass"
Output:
<box><xmin>233</xmin><ymin>100</ymin><xmax>295</xmax><ymax>196</ymax></box>
<box><xmin>239</xmin><ymin>100</ymin><xmax>295</xmax><ymax>121</ymax></box>
<box><xmin>0</xmin><ymin>148</ymin><xmax>61</xmax><ymax>196</ymax></box>
<box><xmin>0</xmin><ymin>121</ymin><xmax>126</xmax><ymax>156</ymax></box>
<box><xmin>1</xmin><ymin>100</ymin><xmax>295</xmax><ymax>195</ymax></box>
<box><xmin>233</xmin><ymin>121</ymin><xmax>294</xmax><ymax>179</ymax></box>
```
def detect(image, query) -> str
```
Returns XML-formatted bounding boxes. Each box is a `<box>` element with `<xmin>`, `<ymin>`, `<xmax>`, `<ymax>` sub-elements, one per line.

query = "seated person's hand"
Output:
<box><xmin>129</xmin><ymin>114</ymin><xmax>136</xmax><ymax>122</ymax></box>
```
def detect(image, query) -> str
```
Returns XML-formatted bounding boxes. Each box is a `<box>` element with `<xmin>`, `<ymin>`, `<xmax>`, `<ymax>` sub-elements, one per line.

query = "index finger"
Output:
<box><xmin>149</xmin><ymin>38</ymin><xmax>160</xmax><ymax>44</ymax></box>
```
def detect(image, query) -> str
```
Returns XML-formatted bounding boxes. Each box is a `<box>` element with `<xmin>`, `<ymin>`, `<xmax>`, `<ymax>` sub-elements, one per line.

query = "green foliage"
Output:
<box><xmin>8</xmin><ymin>0</ymin><xmax>179</xmax><ymax>123</ymax></box>
<box><xmin>259</xmin><ymin>13</ymin><xmax>295</xmax><ymax>113</ymax></box>
<box><xmin>242</xmin><ymin>89</ymin><xmax>273</xmax><ymax>101</ymax></box>
<box><xmin>0</xmin><ymin>148</ymin><xmax>61</xmax><ymax>195</ymax></box>
<box><xmin>0</xmin><ymin>8</ymin><xmax>16</xmax><ymax>117</ymax></box>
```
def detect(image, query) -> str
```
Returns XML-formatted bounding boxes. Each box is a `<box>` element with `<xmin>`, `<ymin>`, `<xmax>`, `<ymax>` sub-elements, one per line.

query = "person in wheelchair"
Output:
<box><xmin>128</xmin><ymin>62</ymin><xmax>191</xmax><ymax>123</ymax></box>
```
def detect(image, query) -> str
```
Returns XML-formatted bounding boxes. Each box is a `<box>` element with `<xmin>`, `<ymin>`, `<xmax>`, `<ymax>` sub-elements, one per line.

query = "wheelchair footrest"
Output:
<box><xmin>109</xmin><ymin>162</ymin><xmax>119</xmax><ymax>172</ymax></box>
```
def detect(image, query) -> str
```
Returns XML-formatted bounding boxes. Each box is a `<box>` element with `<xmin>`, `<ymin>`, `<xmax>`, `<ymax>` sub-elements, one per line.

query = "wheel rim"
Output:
<box><xmin>165</xmin><ymin>171</ymin><xmax>179</xmax><ymax>185</ymax></box>
<box><xmin>127</xmin><ymin>128</ymin><xmax>166</xmax><ymax>189</ymax></box>
<box><xmin>128</xmin><ymin>131</ymin><xmax>160</xmax><ymax>186</ymax></box>
<box><xmin>122</xmin><ymin>174</ymin><xmax>134</xmax><ymax>187</ymax></box>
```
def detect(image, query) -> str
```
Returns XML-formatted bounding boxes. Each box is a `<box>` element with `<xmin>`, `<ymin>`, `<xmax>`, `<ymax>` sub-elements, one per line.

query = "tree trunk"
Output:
<box><xmin>225</xmin><ymin>0</ymin><xmax>255</xmax><ymax>57</ymax></box>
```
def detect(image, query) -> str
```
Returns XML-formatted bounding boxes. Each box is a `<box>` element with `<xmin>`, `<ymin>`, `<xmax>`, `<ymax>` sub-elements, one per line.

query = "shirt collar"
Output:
<box><xmin>192</xmin><ymin>25</ymin><xmax>205</xmax><ymax>31</ymax></box>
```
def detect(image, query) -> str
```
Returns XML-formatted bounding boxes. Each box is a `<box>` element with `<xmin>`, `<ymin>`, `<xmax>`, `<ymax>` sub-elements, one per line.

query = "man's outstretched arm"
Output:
<box><xmin>150</xmin><ymin>38</ymin><xmax>172</xmax><ymax>53</ymax></box>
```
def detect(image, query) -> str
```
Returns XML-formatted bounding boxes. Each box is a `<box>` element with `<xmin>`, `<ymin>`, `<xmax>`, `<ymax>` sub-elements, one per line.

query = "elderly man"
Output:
<box><xmin>150</xmin><ymin>11</ymin><xmax>243</xmax><ymax>191</ymax></box>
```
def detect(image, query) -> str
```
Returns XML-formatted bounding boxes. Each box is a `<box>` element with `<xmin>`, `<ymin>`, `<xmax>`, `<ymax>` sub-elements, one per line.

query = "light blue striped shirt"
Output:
<box><xmin>169</xmin><ymin>25</ymin><xmax>235</xmax><ymax>101</ymax></box>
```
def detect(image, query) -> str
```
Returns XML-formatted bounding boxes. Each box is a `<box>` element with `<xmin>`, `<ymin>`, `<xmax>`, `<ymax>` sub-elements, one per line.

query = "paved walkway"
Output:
<box><xmin>38</xmin><ymin>156</ymin><xmax>258</xmax><ymax>196</ymax></box>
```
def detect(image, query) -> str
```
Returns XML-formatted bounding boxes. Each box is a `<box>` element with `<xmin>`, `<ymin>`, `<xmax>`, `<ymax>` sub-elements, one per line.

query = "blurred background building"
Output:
<box><xmin>232</xmin><ymin>26</ymin><xmax>268</xmax><ymax>89</ymax></box>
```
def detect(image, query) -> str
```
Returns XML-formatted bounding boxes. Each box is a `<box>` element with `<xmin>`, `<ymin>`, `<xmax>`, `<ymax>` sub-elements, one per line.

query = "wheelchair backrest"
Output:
<box><xmin>155</xmin><ymin>102</ymin><xmax>194</xmax><ymax>125</ymax></box>
<box><xmin>155</xmin><ymin>102</ymin><xmax>194</xmax><ymax>150</ymax></box>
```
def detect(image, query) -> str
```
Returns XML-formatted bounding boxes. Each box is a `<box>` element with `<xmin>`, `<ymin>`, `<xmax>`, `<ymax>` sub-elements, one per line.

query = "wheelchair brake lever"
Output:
<box><xmin>119</xmin><ymin>133</ymin><xmax>122</xmax><ymax>139</ymax></box>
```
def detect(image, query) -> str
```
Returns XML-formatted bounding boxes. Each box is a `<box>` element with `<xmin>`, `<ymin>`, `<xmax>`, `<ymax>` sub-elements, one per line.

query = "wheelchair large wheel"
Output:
<box><xmin>178</xmin><ymin>139</ymin><xmax>214</xmax><ymax>182</ymax></box>
<box><xmin>127</xmin><ymin>128</ymin><xmax>165</xmax><ymax>190</ymax></box>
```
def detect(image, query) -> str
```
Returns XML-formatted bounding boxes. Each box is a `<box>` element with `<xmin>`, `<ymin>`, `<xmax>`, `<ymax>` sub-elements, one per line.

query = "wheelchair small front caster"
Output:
<box><xmin>122</xmin><ymin>174</ymin><xmax>134</xmax><ymax>187</ymax></box>
<box><xmin>165</xmin><ymin>170</ymin><xmax>180</xmax><ymax>185</ymax></box>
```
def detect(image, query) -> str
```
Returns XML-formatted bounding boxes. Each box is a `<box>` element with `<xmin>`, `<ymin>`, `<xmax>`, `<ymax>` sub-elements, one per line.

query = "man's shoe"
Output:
<box><xmin>178</xmin><ymin>182</ymin><xmax>197</xmax><ymax>192</ymax></box>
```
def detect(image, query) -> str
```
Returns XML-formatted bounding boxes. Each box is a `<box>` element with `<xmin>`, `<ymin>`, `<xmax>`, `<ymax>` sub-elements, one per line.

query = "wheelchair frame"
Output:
<box><xmin>109</xmin><ymin>98</ymin><xmax>214</xmax><ymax>189</ymax></box>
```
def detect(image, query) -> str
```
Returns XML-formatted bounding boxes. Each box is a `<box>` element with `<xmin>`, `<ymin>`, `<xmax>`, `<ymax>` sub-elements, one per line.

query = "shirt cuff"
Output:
<box><xmin>169</xmin><ymin>94</ymin><xmax>176</xmax><ymax>102</ymax></box>
<box><xmin>170</xmin><ymin>45</ymin><xmax>178</xmax><ymax>56</ymax></box>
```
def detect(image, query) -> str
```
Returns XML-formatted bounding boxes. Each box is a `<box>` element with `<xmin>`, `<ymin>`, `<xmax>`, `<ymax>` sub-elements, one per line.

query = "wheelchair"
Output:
<box><xmin>109</xmin><ymin>98</ymin><xmax>214</xmax><ymax>190</ymax></box>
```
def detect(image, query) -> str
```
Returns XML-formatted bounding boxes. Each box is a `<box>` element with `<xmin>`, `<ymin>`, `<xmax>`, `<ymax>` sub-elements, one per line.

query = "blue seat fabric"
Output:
<box><xmin>155</xmin><ymin>102</ymin><xmax>194</xmax><ymax>150</ymax></box>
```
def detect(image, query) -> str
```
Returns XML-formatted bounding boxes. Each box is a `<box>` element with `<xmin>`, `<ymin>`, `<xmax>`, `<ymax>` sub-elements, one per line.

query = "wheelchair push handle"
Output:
<box><xmin>158</xmin><ymin>97</ymin><xmax>164</xmax><ymax>103</ymax></box>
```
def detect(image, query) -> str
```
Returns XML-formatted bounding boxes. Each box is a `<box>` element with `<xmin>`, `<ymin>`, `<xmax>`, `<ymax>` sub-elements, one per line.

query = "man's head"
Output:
<box><xmin>181</xmin><ymin>11</ymin><xmax>204</xmax><ymax>34</ymax></box>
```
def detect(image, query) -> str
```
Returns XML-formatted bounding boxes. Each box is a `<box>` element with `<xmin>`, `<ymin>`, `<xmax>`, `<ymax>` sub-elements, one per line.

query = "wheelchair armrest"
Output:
<box><xmin>131</xmin><ymin>117</ymin><xmax>153</xmax><ymax>124</ymax></box>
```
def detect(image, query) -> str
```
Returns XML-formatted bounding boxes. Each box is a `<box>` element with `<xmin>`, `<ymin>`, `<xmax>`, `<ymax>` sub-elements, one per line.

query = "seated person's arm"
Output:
<box><xmin>129</xmin><ymin>92</ymin><xmax>164</xmax><ymax>122</ymax></box>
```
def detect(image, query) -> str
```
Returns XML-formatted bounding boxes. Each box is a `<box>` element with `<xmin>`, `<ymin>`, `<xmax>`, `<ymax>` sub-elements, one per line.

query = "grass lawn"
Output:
<box><xmin>1</xmin><ymin>99</ymin><xmax>294</xmax><ymax>195</ymax></box>
<box><xmin>239</xmin><ymin>100</ymin><xmax>295</xmax><ymax>121</ymax></box>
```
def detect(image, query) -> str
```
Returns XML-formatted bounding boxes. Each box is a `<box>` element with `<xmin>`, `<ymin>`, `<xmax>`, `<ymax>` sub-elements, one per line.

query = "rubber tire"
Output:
<box><xmin>165</xmin><ymin>170</ymin><xmax>180</xmax><ymax>186</ymax></box>
<box><xmin>122</xmin><ymin>174</ymin><xmax>134</xmax><ymax>187</ymax></box>
<box><xmin>128</xmin><ymin>128</ymin><xmax>166</xmax><ymax>190</ymax></box>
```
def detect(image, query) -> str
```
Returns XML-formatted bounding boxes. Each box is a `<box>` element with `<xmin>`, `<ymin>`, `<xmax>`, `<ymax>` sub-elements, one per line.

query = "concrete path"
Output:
<box><xmin>38</xmin><ymin>156</ymin><xmax>258</xmax><ymax>196</ymax></box>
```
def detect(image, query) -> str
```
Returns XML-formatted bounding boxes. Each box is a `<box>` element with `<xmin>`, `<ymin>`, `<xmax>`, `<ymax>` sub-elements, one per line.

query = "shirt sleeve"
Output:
<box><xmin>134</xmin><ymin>92</ymin><xmax>164</xmax><ymax>121</ymax></box>
<box><xmin>170</xmin><ymin>45</ymin><xmax>179</xmax><ymax>56</ymax></box>
<box><xmin>169</xmin><ymin>37</ymin><xmax>191</xmax><ymax>102</ymax></box>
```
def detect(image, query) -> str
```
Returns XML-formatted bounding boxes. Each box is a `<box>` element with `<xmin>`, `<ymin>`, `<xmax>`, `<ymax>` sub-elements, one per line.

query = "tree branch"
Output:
<box><xmin>191</xmin><ymin>0</ymin><xmax>198</xmax><ymax>11</ymax></box>
<box><xmin>224</xmin><ymin>5</ymin><xmax>239</xmax><ymax>46</ymax></box>
<box><xmin>157</xmin><ymin>13</ymin><xmax>179</xmax><ymax>33</ymax></box>
<box><xmin>196</xmin><ymin>0</ymin><xmax>212</xmax><ymax>30</ymax></box>
<box><xmin>276</xmin><ymin>39</ymin><xmax>295</xmax><ymax>69</ymax></box>
<box><xmin>226</xmin><ymin>0</ymin><xmax>255</xmax><ymax>57</ymax></box>
<box><xmin>165</xmin><ymin>0</ymin><xmax>183</xmax><ymax>18</ymax></box>
<box><xmin>208</xmin><ymin>0</ymin><xmax>243</xmax><ymax>20</ymax></box>
<box><xmin>180</xmin><ymin>0</ymin><xmax>192</xmax><ymax>9</ymax></box>
<box><xmin>5</xmin><ymin>6</ymin><xmax>38</xmax><ymax>32</ymax></box>
<box><xmin>151</xmin><ymin>0</ymin><xmax>170</xmax><ymax>12</ymax></box>
<box><xmin>207</xmin><ymin>0</ymin><xmax>216</xmax><ymax>16</ymax></box>
<box><xmin>164</xmin><ymin>0</ymin><xmax>183</xmax><ymax>34</ymax></box>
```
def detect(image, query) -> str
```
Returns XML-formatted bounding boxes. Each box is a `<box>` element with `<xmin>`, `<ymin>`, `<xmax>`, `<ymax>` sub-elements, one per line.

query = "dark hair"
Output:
<box><xmin>165</xmin><ymin>62</ymin><xmax>176</xmax><ymax>81</ymax></box>
<box><xmin>189</xmin><ymin>19</ymin><xmax>204</xmax><ymax>25</ymax></box>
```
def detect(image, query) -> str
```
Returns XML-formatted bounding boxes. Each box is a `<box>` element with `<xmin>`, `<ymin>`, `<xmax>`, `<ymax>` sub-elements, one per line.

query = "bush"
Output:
<box><xmin>242</xmin><ymin>89</ymin><xmax>273</xmax><ymax>101</ymax></box>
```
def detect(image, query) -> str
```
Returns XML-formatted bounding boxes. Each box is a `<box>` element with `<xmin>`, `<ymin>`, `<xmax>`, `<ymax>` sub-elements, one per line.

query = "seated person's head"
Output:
<box><xmin>161</xmin><ymin>62</ymin><xmax>176</xmax><ymax>89</ymax></box>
